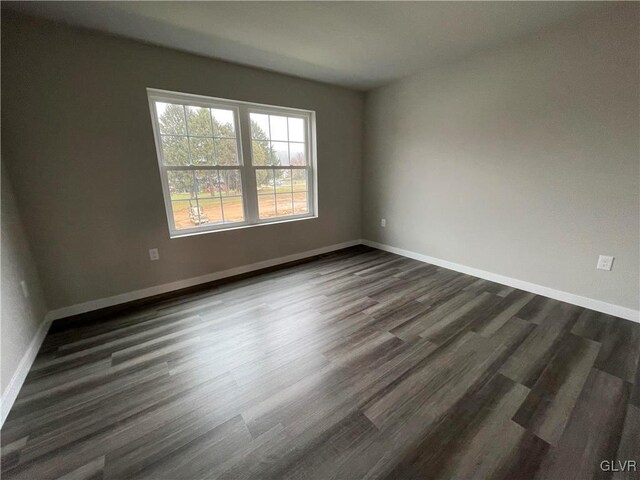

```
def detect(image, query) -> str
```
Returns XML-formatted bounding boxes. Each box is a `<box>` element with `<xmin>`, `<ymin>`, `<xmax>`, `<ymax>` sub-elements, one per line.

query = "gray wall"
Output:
<box><xmin>1</xmin><ymin>13</ymin><xmax>364</xmax><ymax>310</ymax></box>
<box><xmin>1</xmin><ymin>162</ymin><xmax>48</xmax><ymax>396</ymax></box>
<box><xmin>363</xmin><ymin>4</ymin><xmax>639</xmax><ymax>310</ymax></box>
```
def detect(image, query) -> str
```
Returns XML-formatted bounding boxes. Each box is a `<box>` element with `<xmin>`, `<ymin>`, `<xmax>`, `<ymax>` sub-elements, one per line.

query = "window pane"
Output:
<box><xmin>271</xmin><ymin>141</ymin><xmax>289</xmax><ymax>166</ymax></box>
<box><xmin>157</xmin><ymin>102</ymin><xmax>186</xmax><ymax>135</ymax></box>
<box><xmin>274</xmin><ymin>169</ymin><xmax>292</xmax><ymax>193</ymax></box>
<box><xmin>252</xmin><ymin>140</ymin><xmax>276</xmax><ymax>166</ymax></box>
<box><xmin>161</xmin><ymin>135</ymin><xmax>189</xmax><ymax>165</ymax></box>
<box><xmin>189</xmin><ymin>137</ymin><xmax>214</xmax><ymax>165</ymax></box>
<box><xmin>186</xmin><ymin>106</ymin><xmax>213</xmax><ymax>136</ymax></box>
<box><xmin>269</xmin><ymin>115</ymin><xmax>288</xmax><ymax>141</ymax></box>
<box><xmin>250</xmin><ymin>113</ymin><xmax>270</xmax><ymax>140</ymax></box>
<box><xmin>288</xmin><ymin>117</ymin><xmax>305</xmax><ymax>142</ymax></box>
<box><xmin>192</xmin><ymin>170</ymin><xmax>245</xmax><ymax>224</ymax></box>
<box><xmin>171</xmin><ymin>200</ymin><xmax>196</xmax><ymax>230</ymax></box>
<box><xmin>289</xmin><ymin>142</ymin><xmax>306</xmax><ymax>166</ymax></box>
<box><xmin>221</xmin><ymin>196</ymin><xmax>244</xmax><ymax>223</ymax></box>
<box><xmin>168</xmin><ymin>170</ymin><xmax>195</xmax><ymax>201</ymax></box>
<box><xmin>258</xmin><ymin>194</ymin><xmax>277</xmax><ymax>219</ymax></box>
<box><xmin>194</xmin><ymin>170</ymin><xmax>220</xmax><ymax>199</ymax></box>
<box><xmin>292</xmin><ymin>169</ymin><xmax>308</xmax><ymax>192</ymax></box>
<box><xmin>293</xmin><ymin>191</ymin><xmax>309</xmax><ymax>215</ymax></box>
<box><xmin>218</xmin><ymin>170</ymin><xmax>242</xmax><ymax>197</ymax></box>
<box><xmin>211</xmin><ymin>109</ymin><xmax>236</xmax><ymax>137</ymax></box>
<box><xmin>276</xmin><ymin>193</ymin><xmax>294</xmax><ymax>216</ymax></box>
<box><xmin>199</xmin><ymin>197</ymin><xmax>223</xmax><ymax>224</ymax></box>
<box><xmin>214</xmin><ymin>139</ymin><xmax>239</xmax><ymax>165</ymax></box>
<box><xmin>256</xmin><ymin>169</ymin><xmax>275</xmax><ymax>195</ymax></box>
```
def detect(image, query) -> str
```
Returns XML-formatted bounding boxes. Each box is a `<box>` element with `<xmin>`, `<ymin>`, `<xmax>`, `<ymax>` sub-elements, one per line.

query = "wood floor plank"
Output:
<box><xmin>499</xmin><ymin>302</ymin><xmax>583</xmax><ymax>388</ymax></box>
<box><xmin>132</xmin><ymin>414</ymin><xmax>253</xmax><ymax>480</ymax></box>
<box><xmin>56</xmin><ymin>456</ymin><xmax>105</xmax><ymax>480</ymax></box>
<box><xmin>1</xmin><ymin>246</ymin><xmax>637</xmax><ymax>480</ymax></box>
<box><xmin>612</xmin><ymin>404</ymin><xmax>640</xmax><ymax>480</ymax></box>
<box><xmin>389</xmin><ymin>290</ymin><xmax>477</xmax><ymax>341</ymax></box>
<box><xmin>472</xmin><ymin>289</ymin><xmax>536</xmax><ymax>337</ymax></box>
<box><xmin>0</xmin><ymin>437</ymin><xmax>28</xmax><ymax>473</ymax></box>
<box><xmin>383</xmin><ymin>373</ymin><xmax>532</xmax><ymax>480</ymax></box>
<box><xmin>516</xmin><ymin>296</ymin><xmax>562</xmax><ymax>325</ymax></box>
<box><xmin>363</xmin><ymin>326</ymin><xmax>528</xmax><ymax>431</ymax></box>
<box><xmin>632</xmin><ymin>357</ymin><xmax>640</xmax><ymax>408</ymax></box>
<box><xmin>267</xmin><ymin>411</ymin><xmax>379</xmax><ymax>480</ymax></box>
<box><xmin>535</xmin><ymin>368</ymin><xmax>631</xmax><ymax>480</ymax></box>
<box><xmin>571</xmin><ymin>309</ymin><xmax>616</xmax><ymax>342</ymax></box>
<box><xmin>418</xmin><ymin>291</ymin><xmax>496</xmax><ymax>343</ymax></box>
<box><xmin>511</xmin><ymin>333</ymin><xmax>600</xmax><ymax>445</ymax></box>
<box><xmin>7</xmin><ymin>373</ymin><xmax>241</xmax><ymax>479</ymax></box>
<box><xmin>594</xmin><ymin>318</ymin><xmax>640</xmax><ymax>383</ymax></box>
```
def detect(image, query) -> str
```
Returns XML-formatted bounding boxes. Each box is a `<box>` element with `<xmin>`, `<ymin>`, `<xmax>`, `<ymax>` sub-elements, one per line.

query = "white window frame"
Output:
<box><xmin>147</xmin><ymin>88</ymin><xmax>317</xmax><ymax>238</ymax></box>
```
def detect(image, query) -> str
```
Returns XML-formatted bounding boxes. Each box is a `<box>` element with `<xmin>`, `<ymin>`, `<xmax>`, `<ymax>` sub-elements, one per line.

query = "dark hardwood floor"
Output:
<box><xmin>2</xmin><ymin>246</ymin><xmax>639</xmax><ymax>479</ymax></box>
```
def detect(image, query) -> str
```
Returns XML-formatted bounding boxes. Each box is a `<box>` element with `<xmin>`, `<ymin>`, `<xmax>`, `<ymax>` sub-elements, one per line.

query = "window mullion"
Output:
<box><xmin>238</xmin><ymin>105</ymin><xmax>258</xmax><ymax>223</ymax></box>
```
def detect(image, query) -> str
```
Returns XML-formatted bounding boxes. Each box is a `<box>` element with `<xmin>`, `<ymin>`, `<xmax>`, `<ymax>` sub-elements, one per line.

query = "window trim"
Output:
<box><xmin>147</xmin><ymin>88</ymin><xmax>317</xmax><ymax>238</ymax></box>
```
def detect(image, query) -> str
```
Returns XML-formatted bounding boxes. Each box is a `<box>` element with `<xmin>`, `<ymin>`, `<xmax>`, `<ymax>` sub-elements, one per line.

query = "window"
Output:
<box><xmin>147</xmin><ymin>89</ymin><xmax>316</xmax><ymax>237</ymax></box>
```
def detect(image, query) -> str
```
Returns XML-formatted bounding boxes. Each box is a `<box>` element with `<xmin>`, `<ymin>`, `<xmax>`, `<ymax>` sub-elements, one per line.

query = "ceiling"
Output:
<box><xmin>5</xmin><ymin>1</ymin><xmax>609</xmax><ymax>90</ymax></box>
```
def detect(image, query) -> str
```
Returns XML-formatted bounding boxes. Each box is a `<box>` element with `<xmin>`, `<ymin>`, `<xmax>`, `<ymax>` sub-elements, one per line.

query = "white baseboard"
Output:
<box><xmin>44</xmin><ymin>236</ymin><xmax>639</xmax><ymax>324</ymax></box>
<box><xmin>362</xmin><ymin>239</ymin><xmax>640</xmax><ymax>323</ymax></box>
<box><xmin>1</xmin><ymin>318</ymin><xmax>51</xmax><ymax>427</ymax></box>
<box><xmin>45</xmin><ymin>239</ymin><xmax>363</xmax><ymax>322</ymax></box>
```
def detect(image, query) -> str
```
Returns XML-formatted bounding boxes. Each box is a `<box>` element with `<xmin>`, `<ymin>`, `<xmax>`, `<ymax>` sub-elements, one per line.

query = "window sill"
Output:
<box><xmin>169</xmin><ymin>214</ymin><xmax>318</xmax><ymax>239</ymax></box>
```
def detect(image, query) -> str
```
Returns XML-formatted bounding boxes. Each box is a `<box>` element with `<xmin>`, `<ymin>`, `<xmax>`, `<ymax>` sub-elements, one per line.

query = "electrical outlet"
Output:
<box><xmin>19</xmin><ymin>280</ymin><xmax>29</xmax><ymax>299</ymax></box>
<box><xmin>380</xmin><ymin>218</ymin><xmax>386</xmax><ymax>228</ymax></box>
<box><xmin>596</xmin><ymin>255</ymin><xmax>614</xmax><ymax>271</ymax></box>
<box><xmin>149</xmin><ymin>248</ymin><xmax>160</xmax><ymax>261</ymax></box>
